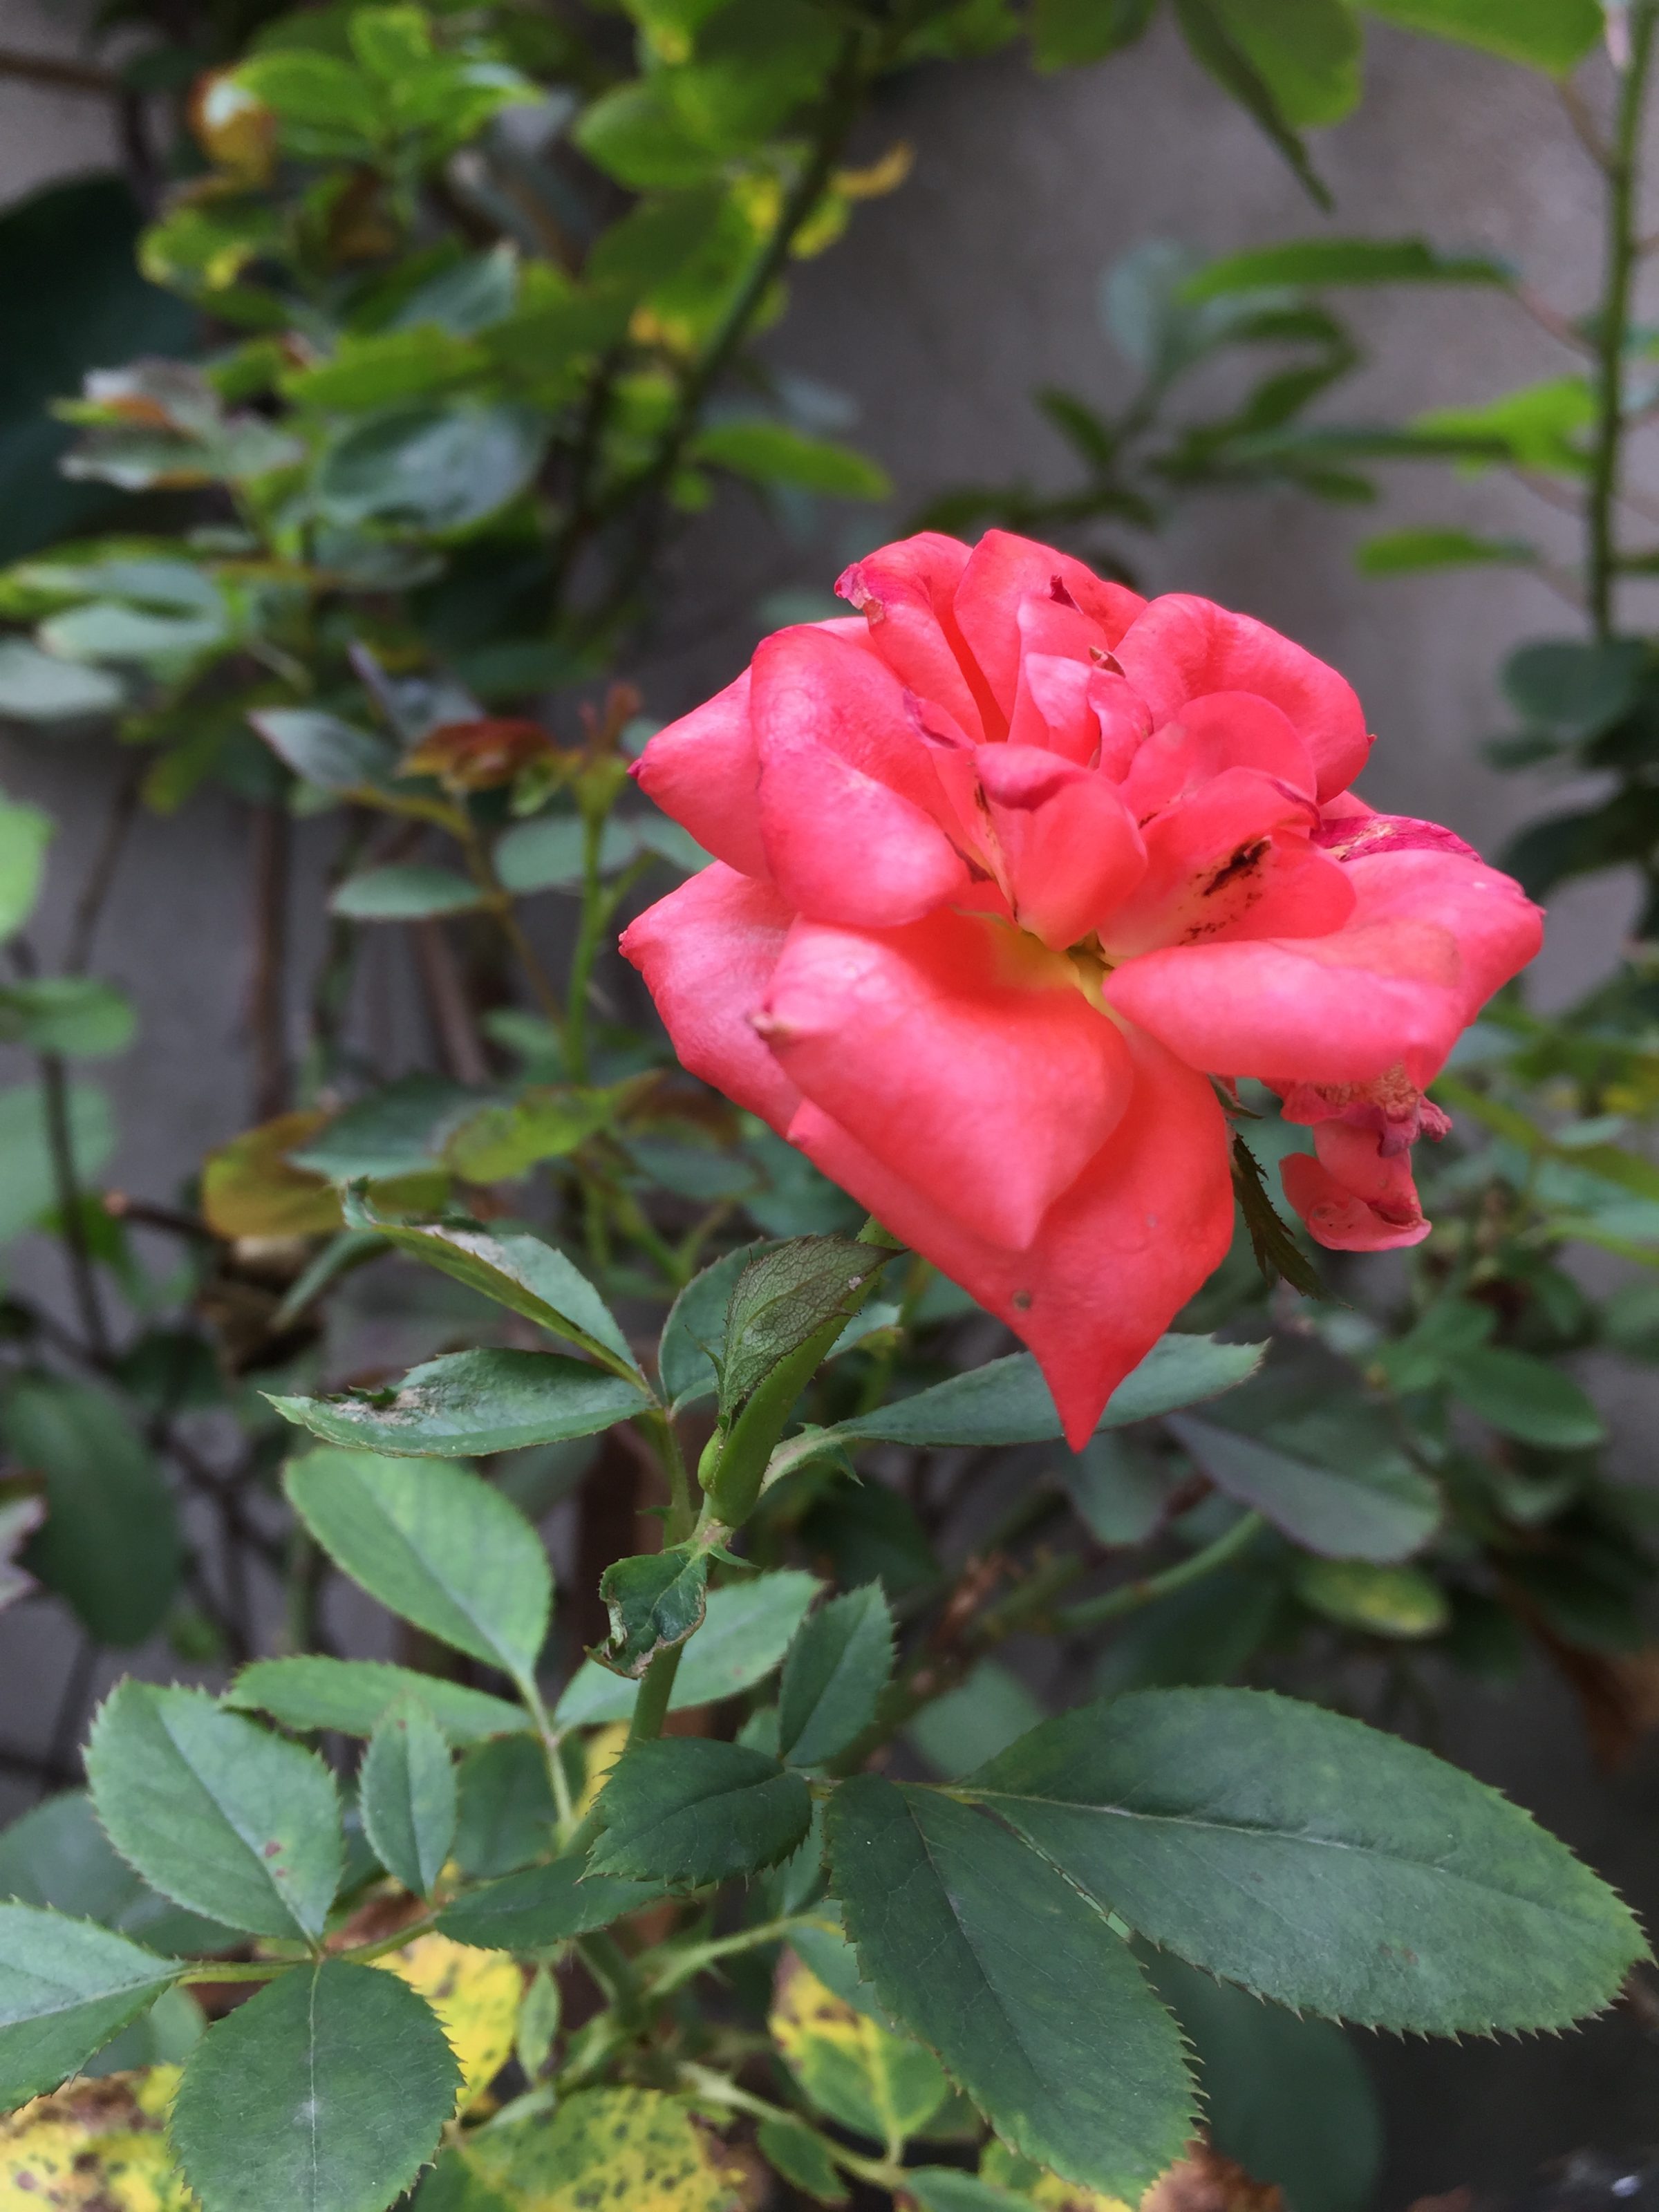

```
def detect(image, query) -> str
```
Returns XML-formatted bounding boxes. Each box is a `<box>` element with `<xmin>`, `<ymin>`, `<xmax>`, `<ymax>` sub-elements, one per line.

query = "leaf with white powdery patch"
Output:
<box><xmin>283</xmin><ymin>1447</ymin><xmax>550</xmax><ymax>1682</ymax></box>
<box><xmin>360</xmin><ymin>1696</ymin><xmax>456</xmax><ymax>1899</ymax></box>
<box><xmin>169</xmin><ymin>1960</ymin><xmax>460</xmax><ymax>2212</ymax></box>
<box><xmin>86</xmin><ymin>1683</ymin><xmax>341</xmax><ymax>1941</ymax></box>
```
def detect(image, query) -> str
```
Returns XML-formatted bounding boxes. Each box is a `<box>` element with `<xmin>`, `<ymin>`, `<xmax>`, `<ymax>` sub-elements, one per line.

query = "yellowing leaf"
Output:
<box><xmin>201</xmin><ymin>1111</ymin><xmax>342</xmax><ymax>1239</ymax></box>
<box><xmin>375</xmin><ymin>1933</ymin><xmax>520</xmax><ymax>2110</ymax></box>
<box><xmin>769</xmin><ymin>1953</ymin><xmax>947</xmax><ymax>2148</ymax></box>
<box><xmin>572</xmin><ymin>1721</ymin><xmax>630</xmax><ymax>1823</ymax></box>
<box><xmin>460</xmin><ymin>2085</ymin><xmax>750</xmax><ymax>2211</ymax></box>
<box><xmin>982</xmin><ymin>2137</ymin><xmax>1137</xmax><ymax>2211</ymax></box>
<box><xmin>833</xmin><ymin>142</ymin><xmax>914</xmax><ymax>198</ymax></box>
<box><xmin>0</xmin><ymin>2069</ymin><xmax>190</xmax><ymax>2211</ymax></box>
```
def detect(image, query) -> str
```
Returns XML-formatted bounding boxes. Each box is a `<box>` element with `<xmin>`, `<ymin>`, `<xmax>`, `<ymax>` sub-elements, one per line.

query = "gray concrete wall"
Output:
<box><xmin>3</xmin><ymin>10</ymin><xmax>1658</xmax><ymax>2204</ymax></box>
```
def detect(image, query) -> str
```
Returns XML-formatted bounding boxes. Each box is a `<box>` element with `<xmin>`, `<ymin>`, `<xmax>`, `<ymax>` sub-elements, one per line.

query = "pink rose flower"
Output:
<box><xmin>621</xmin><ymin>530</ymin><xmax>1541</xmax><ymax>1447</ymax></box>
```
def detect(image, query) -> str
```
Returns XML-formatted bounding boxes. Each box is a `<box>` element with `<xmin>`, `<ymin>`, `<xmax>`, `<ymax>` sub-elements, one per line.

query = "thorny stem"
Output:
<box><xmin>1587</xmin><ymin>0</ymin><xmax>1659</xmax><ymax>639</ymax></box>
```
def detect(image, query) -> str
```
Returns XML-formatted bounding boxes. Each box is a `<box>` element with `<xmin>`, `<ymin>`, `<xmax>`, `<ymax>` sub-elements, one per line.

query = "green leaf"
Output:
<box><xmin>1185</xmin><ymin>236</ymin><xmax>1511</xmax><ymax>298</ymax></box>
<box><xmin>1414</xmin><ymin>377</ymin><xmax>1594</xmax><ymax>475</ymax></box>
<box><xmin>831</xmin><ymin>1334</ymin><xmax>1262</xmax><ymax>1448</ymax></box>
<box><xmin>444</xmin><ymin>1087</ymin><xmax>624</xmax><ymax>1182</ymax></box>
<box><xmin>86</xmin><ymin>1682</ymin><xmax>342</xmax><ymax>1941</ymax></box>
<box><xmin>0</xmin><ymin>796</ymin><xmax>50</xmax><ymax>939</ymax></box>
<box><xmin>0</xmin><ymin>1790</ymin><xmax>232</xmax><ymax>1956</ymax></box>
<box><xmin>907</xmin><ymin>1660</ymin><xmax>1044</xmax><ymax>1781</ymax></box>
<box><xmin>3</xmin><ymin>1372</ymin><xmax>180</xmax><ymax>1646</ymax></box>
<box><xmin>1357</xmin><ymin>0</ymin><xmax>1600</xmax><ymax>74</ymax></box>
<box><xmin>1031</xmin><ymin>0</ymin><xmax>1156</xmax><ymax>67</ymax></box>
<box><xmin>1357</xmin><ymin>527</ymin><xmax>1535</xmax><ymax>575</ymax></box>
<box><xmin>658</xmin><ymin>1239</ymin><xmax>772</xmax><ymax>1412</ymax></box>
<box><xmin>769</xmin><ymin>1944</ymin><xmax>948</xmax><ymax>2150</ymax></box>
<box><xmin>283</xmin><ymin>1446</ymin><xmax>552</xmax><ymax>1680</ymax></box>
<box><xmin>1202</xmin><ymin>0</ymin><xmax>1362</xmax><ymax>125</ymax></box>
<box><xmin>1443</xmin><ymin>1346</ymin><xmax>1605</xmax><ymax>1447</ymax></box>
<box><xmin>1293</xmin><ymin>1556</ymin><xmax>1451</xmax><ymax>1638</ymax></box>
<box><xmin>360</xmin><ymin>1696</ymin><xmax>457</xmax><ymax>1899</ymax></box>
<box><xmin>1165</xmin><ymin>1409</ymin><xmax>1439</xmax><ymax>1562</ymax></box>
<box><xmin>170</xmin><ymin>1960</ymin><xmax>460</xmax><ymax>2212</ymax></box>
<box><xmin>691</xmin><ymin>421</ymin><xmax>890</xmax><ymax>500</ymax></box>
<box><xmin>227</xmin><ymin>1657</ymin><xmax>525</xmax><ymax>1745</ymax></box>
<box><xmin>1173</xmin><ymin>0</ymin><xmax>1331</xmax><ymax>207</ymax></box>
<box><xmin>292</xmin><ymin>1074</ymin><xmax>479</xmax><ymax>1181</ymax></box>
<box><xmin>270</xmin><ymin>1347</ymin><xmax>648</xmax><ymax>1457</ymax></box>
<box><xmin>962</xmin><ymin>1687</ymin><xmax>1644</xmax><ymax>2030</ymax></box>
<box><xmin>1231</xmin><ymin>1130</ymin><xmax>1324</xmax><ymax>1296</ymax></box>
<box><xmin>0</xmin><ymin>977</ymin><xmax>134</xmax><ymax>1056</ymax></box>
<box><xmin>0</xmin><ymin>1080</ymin><xmax>112</xmax><ymax>1242</ymax></box>
<box><xmin>1059</xmin><ymin>1433</ymin><xmax>1188</xmax><ymax>1547</ymax></box>
<box><xmin>317</xmin><ymin>403</ymin><xmax>547</xmax><ymax>534</ymax></box>
<box><xmin>720</xmin><ymin>1236</ymin><xmax>888</xmax><ymax>1418</ymax></box>
<box><xmin>344</xmin><ymin>1205</ymin><xmax>643</xmax><ymax>1380</ymax></box>
<box><xmin>827</xmin><ymin>1776</ymin><xmax>1195</xmax><ymax>2195</ymax></box>
<box><xmin>250</xmin><ymin>707</ymin><xmax>397</xmax><ymax>792</ymax></box>
<box><xmin>438</xmin><ymin>1853</ymin><xmax>664</xmax><ymax>1949</ymax></box>
<box><xmin>0</xmin><ymin>1903</ymin><xmax>180</xmax><ymax>2106</ymax></box>
<box><xmin>493</xmin><ymin>814</ymin><xmax>641</xmax><ymax>894</ymax></box>
<box><xmin>904</xmin><ymin>2175</ymin><xmax>1025</xmax><ymax>2212</ymax></box>
<box><xmin>591</xmin><ymin>1545</ymin><xmax>709</xmax><ymax>1678</ymax></box>
<box><xmin>0</xmin><ymin>641</ymin><xmax>123</xmax><ymax>722</ymax></box>
<box><xmin>1143</xmin><ymin>1949</ymin><xmax>1381</xmax><ymax>2212</ymax></box>
<box><xmin>591</xmin><ymin>1740</ymin><xmax>811</xmax><ymax>1884</ymax></box>
<box><xmin>778</xmin><ymin>1584</ymin><xmax>894</xmax><ymax>1767</ymax></box>
<box><xmin>1501</xmin><ymin>637</ymin><xmax>1647</xmax><ymax>738</ymax></box>
<box><xmin>451</xmin><ymin>1734</ymin><xmax>557</xmax><ymax>1878</ymax></box>
<box><xmin>556</xmin><ymin>1568</ymin><xmax>821</xmax><ymax>1721</ymax></box>
<box><xmin>331</xmin><ymin>863</ymin><xmax>486</xmax><ymax>920</ymax></box>
<box><xmin>756</xmin><ymin>2115</ymin><xmax>850</xmax><ymax>2206</ymax></box>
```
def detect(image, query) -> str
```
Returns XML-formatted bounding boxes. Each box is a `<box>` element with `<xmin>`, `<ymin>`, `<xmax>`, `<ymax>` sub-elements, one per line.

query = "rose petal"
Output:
<box><xmin>759</xmin><ymin>907</ymin><xmax>1134</xmax><ymax>1251</ymax></box>
<box><xmin>975</xmin><ymin>744</ymin><xmax>1145</xmax><ymax>949</ymax></box>
<box><xmin>836</xmin><ymin>531</ymin><xmax>992</xmax><ymax>742</ymax></box>
<box><xmin>619</xmin><ymin>865</ymin><xmax>799</xmax><ymax>1134</ymax></box>
<box><xmin>751</xmin><ymin>626</ymin><xmax>971</xmax><ymax>928</ymax></box>
<box><xmin>632</xmin><ymin>669</ymin><xmax>768</xmax><ymax>879</ymax></box>
<box><xmin>1118</xmin><ymin>691</ymin><xmax>1318</xmax><ymax>817</ymax></box>
<box><xmin>1099</xmin><ymin>767</ymin><xmax>1353</xmax><ymax>958</ymax></box>
<box><xmin>1114</xmin><ymin>594</ymin><xmax>1371</xmax><ymax>800</ymax></box>
<box><xmin>955</xmin><ymin>529</ymin><xmax>1144</xmax><ymax>727</ymax></box>
<box><xmin>787</xmin><ymin>1023</ymin><xmax>1234</xmax><ymax>1448</ymax></box>
<box><xmin>1281</xmin><ymin>1124</ymin><xmax>1431</xmax><ymax>1253</ymax></box>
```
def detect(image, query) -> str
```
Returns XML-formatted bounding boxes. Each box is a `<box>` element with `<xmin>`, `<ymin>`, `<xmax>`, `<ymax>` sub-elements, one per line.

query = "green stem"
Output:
<box><xmin>626</xmin><ymin>1642</ymin><xmax>684</xmax><ymax>1749</ymax></box>
<box><xmin>648</xmin><ymin>1912</ymin><xmax>827</xmax><ymax>1998</ymax></box>
<box><xmin>455</xmin><ymin>815</ymin><xmax>565</xmax><ymax>1030</ymax></box>
<box><xmin>564</xmin><ymin>814</ymin><xmax>612</xmax><ymax>1082</ymax></box>
<box><xmin>676</xmin><ymin>2064</ymin><xmax>902</xmax><ymax>2191</ymax></box>
<box><xmin>1056</xmin><ymin>1510</ymin><xmax>1266</xmax><ymax>1633</ymax></box>
<box><xmin>1587</xmin><ymin>1</ymin><xmax>1658</xmax><ymax>638</ymax></box>
<box><xmin>40</xmin><ymin>1048</ymin><xmax>110</xmax><ymax>1361</ymax></box>
<box><xmin>519</xmin><ymin>1675</ymin><xmax>576</xmax><ymax>1834</ymax></box>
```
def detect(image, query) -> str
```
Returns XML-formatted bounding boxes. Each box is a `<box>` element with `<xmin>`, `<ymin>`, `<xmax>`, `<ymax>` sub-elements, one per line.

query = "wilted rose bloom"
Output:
<box><xmin>621</xmin><ymin>531</ymin><xmax>1541</xmax><ymax>1446</ymax></box>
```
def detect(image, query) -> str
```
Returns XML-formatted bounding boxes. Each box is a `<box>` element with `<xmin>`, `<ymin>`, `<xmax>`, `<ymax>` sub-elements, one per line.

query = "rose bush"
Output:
<box><xmin>624</xmin><ymin>528</ymin><xmax>1542</xmax><ymax>1445</ymax></box>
